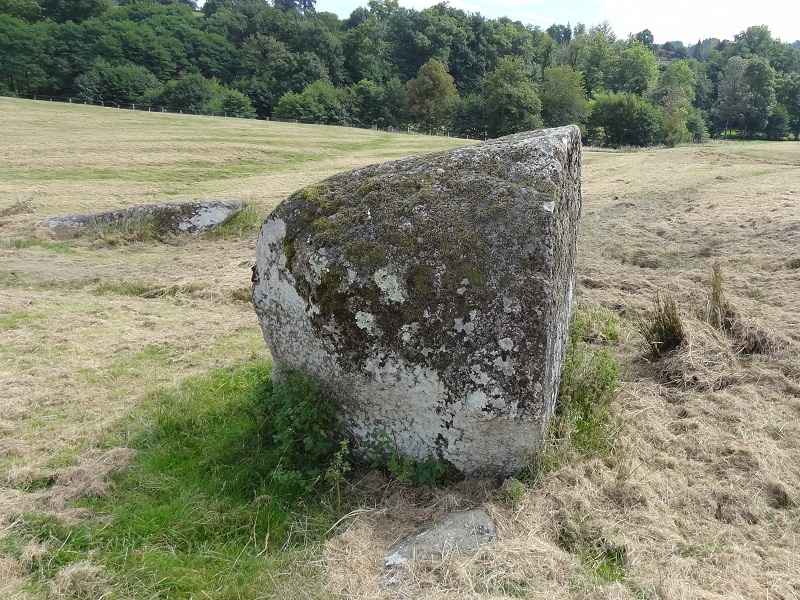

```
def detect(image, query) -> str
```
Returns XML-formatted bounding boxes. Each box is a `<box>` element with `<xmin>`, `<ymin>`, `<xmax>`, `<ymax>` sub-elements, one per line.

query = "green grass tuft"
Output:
<box><xmin>633</xmin><ymin>292</ymin><xmax>684</xmax><ymax>360</ymax></box>
<box><xmin>527</xmin><ymin>305</ymin><xmax>621</xmax><ymax>480</ymax></box>
<box><xmin>206</xmin><ymin>204</ymin><xmax>264</xmax><ymax>239</ymax></box>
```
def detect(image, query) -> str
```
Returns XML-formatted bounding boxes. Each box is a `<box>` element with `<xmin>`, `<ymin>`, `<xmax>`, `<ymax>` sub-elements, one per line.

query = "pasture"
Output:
<box><xmin>1</xmin><ymin>98</ymin><xmax>798</xmax><ymax>599</ymax></box>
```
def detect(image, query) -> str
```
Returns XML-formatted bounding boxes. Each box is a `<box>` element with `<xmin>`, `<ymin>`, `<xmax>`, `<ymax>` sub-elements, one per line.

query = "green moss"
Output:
<box><xmin>281</xmin><ymin>237</ymin><xmax>296</xmax><ymax>272</ymax></box>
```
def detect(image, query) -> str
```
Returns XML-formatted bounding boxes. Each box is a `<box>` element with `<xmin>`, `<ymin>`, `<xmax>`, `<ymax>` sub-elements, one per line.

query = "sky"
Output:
<box><xmin>314</xmin><ymin>0</ymin><xmax>800</xmax><ymax>45</ymax></box>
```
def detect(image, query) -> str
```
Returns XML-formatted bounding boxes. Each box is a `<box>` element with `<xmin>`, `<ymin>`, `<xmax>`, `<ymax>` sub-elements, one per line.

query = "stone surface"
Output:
<box><xmin>384</xmin><ymin>509</ymin><xmax>496</xmax><ymax>568</ymax></box>
<box><xmin>252</xmin><ymin>126</ymin><xmax>581</xmax><ymax>475</ymax></box>
<box><xmin>48</xmin><ymin>200</ymin><xmax>244</xmax><ymax>235</ymax></box>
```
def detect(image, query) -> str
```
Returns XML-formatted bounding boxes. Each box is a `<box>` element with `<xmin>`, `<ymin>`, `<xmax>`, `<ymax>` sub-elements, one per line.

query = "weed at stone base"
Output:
<box><xmin>206</xmin><ymin>204</ymin><xmax>264</xmax><ymax>239</ymax></box>
<box><xmin>363</xmin><ymin>430</ymin><xmax>449</xmax><ymax>486</ymax></box>
<box><xmin>257</xmin><ymin>367</ymin><xmax>343</xmax><ymax>493</ymax></box>
<box><xmin>525</xmin><ymin>304</ymin><xmax>621</xmax><ymax>480</ymax></box>
<box><xmin>87</xmin><ymin>215</ymin><xmax>162</xmax><ymax>246</ymax></box>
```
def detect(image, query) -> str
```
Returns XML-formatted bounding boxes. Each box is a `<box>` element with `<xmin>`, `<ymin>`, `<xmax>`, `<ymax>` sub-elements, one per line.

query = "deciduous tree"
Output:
<box><xmin>484</xmin><ymin>55</ymin><xmax>542</xmax><ymax>137</ymax></box>
<box><xmin>406</xmin><ymin>58</ymin><xmax>457</xmax><ymax>132</ymax></box>
<box><xmin>539</xmin><ymin>65</ymin><xmax>589</xmax><ymax>127</ymax></box>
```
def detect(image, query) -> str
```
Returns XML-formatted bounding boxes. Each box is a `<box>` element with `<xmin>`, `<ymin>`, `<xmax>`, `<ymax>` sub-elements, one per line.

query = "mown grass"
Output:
<box><xmin>12</xmin><ymin>362</ymin><xmax>335</xmax><ymax>598</ymax></box>
<box><xmin>0</xmin><ymin>237</ymin><xmax>78</xmax><ymax>254</ymax></box>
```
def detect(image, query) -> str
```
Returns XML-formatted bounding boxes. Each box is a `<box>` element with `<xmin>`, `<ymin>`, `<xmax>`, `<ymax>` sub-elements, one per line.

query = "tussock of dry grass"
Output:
<box><xmin>47</xmin><ymin>561</ymin><xmax>110</xmax><ymax>600</ymax></box>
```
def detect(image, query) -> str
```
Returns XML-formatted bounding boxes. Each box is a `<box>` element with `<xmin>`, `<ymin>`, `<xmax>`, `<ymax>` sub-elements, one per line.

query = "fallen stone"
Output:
<box><xmin>253</xmin><ymin>125</ymin><xmax>581</xmax><ymax>475</ymax></box>
<box><xmin>48</xmin><ymin>200</ymin><xmax>244</xmax><ymax>235</ymax></box>
<box><xmin>384</xmin><ymin>509</ymin><xmax>496</xmax><ymax>568</ymax></box>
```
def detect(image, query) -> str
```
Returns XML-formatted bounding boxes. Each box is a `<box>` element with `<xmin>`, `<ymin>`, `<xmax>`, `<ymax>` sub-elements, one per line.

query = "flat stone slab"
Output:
<box><xmin>48</xmin><ymin>200</ymin><xmax>244</xmax><ymax>235</ymax></box>
<box><xmin>384</xmin><ymin>509</ymin><xmax>496</xmax><ymax>568</ymax></box>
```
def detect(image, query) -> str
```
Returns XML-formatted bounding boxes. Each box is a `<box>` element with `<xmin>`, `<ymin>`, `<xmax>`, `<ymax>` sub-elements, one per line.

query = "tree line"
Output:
<box><xmin>1</xmin><ymin>0</ymin><xmax>799</xmax><ymax>145</ymax></box>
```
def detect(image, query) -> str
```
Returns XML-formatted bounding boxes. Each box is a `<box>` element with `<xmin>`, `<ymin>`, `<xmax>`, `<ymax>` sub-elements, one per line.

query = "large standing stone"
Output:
<box><xmin>252</xmin><ymin>126</ymin><xmax>581</xmax><ymax>475</ymax></box>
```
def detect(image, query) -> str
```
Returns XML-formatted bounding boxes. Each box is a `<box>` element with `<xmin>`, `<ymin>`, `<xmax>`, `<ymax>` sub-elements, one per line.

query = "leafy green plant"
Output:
<box><xmin>365</xmin><ymin>430</ymin><xmax>448</xmax><ymax>486</ymax></box>
<box><xmin>505</xmin><ymin>478</ymin><xmax>526</xmax><ymax>510</ymax></box>
<box><xmin>257</xmin><ymin>367</ymin><xmax>342</xmax><ymax>491</ymax></box>
<box><xmin>633</xmin><ymin>292</ymin><xmax>684</xmax><ymax>360</ymax></box>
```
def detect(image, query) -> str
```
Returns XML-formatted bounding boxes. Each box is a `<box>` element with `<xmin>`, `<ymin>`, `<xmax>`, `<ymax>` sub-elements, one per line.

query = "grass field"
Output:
<box><xmin>1</xmin><ymin>97</ymin><xmax>799</xmax><ymax>599</ymax></box>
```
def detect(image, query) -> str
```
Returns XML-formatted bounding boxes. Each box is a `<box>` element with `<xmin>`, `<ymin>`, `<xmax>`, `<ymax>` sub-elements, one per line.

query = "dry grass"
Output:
<box><xmin>2</xmin><ymin>99</ymin><xmax>799</xmax><ymax>598</ymax></box>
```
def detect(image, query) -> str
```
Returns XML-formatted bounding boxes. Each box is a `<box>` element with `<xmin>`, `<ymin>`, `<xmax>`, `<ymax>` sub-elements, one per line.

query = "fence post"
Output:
<box><xmin>69</xmin><ymin>98</ymin><xmax>72</xmax><ymax>104</ymax></box>
<box><xmin>33</xmin><ymin>95</ymin><xmax>36</xmax><ymax>101</ymax></box>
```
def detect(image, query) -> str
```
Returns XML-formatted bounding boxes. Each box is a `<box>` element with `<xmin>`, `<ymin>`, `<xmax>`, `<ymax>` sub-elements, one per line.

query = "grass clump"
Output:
<box><xmin>0</xmin><ymin>197</ymin><xmax>36</xmax><ymax>216</ymax></box>
<box><xmin>12</xmin><ymin>363</ymin><xmax>340</xmax><ymax>598</ymax></box>
<box><xmin>94</xmin><ymin>280</ymin><xmax>207</xmax><ymax>298</ymax></box>
<box><xmin>206</xmin><ymin>204</ymin><xmax>263</xmax><ymax>239</ymax></box>
<box><xmin>87</xmin><ymin>215</ymin><xmax>162</xmax><ymax>246</ymax></box>
<box><xmin>0</xmin><ymin>237</ymin><xmax>77</xmax><ymax>254</ymax></box>
<box><xmin>634</xmin><ymin>292</ymin><xmax>684</xmax><ymax>360</ymax></box>
<box><xmin>529</xmin><ymin>305</ymin><xmax>622</xmax><ymax>478</ymax></box>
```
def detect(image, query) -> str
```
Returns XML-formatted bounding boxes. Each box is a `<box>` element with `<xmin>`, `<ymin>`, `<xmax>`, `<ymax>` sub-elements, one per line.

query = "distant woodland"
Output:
<box><xmin>2</xmin><ymin>0</ymin><xmax>799</xmax><ymax>145</ymax></box>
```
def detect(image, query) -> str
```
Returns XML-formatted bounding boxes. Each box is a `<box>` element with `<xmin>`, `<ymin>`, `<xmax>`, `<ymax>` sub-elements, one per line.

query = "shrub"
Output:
<box><xmin>588</xmin><ymin>92</ymin><xmax>663</xmax><ymax>147</ymax></box>
<box><xmin>686</xmin><ymin>108</ymin><xmax>710</xmax><ymax>143</ymax></box>
<box><xmin>75</xmin><ymin>59</ymin><xmax>159</xmax><ymax>106</ymax></box>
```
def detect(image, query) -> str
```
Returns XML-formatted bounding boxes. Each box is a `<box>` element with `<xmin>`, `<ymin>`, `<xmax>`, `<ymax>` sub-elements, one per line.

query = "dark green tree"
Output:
<box><xmin>546</xmin><ymin>23</ymin><xmax>571</xmax><ymax>46</ymax></box>
<box><xmin>484</xmin><ymin>55</ymin><xmax>542</xmax><ymax>137</ymax></box>
<box><xmin>588</xmin><ymin>92</ymin><xmax>662</xmax><ymax>147</ymax></box>
<box><xmin>406</xmin><ymin>58</ymin><xmax>457</xmax><ymax>132</ymax></box>
<box><xmin>75</xmin><ymin>59</ymin><xmax>158</xmax><ymax>105</ymax></box>
<box><xmin>614</xmin><ymin>39</ymin><xmax>657</xmax><ymax>95</ymax></box>
<box><xmin>634</xmin><ymin>29</ymin><xmax>655</xmax><ymax>52</ymax></box>
<box><xmin>742</xmin><ymin>55</ymin><xmax>776</xmax><ymax>135</ymax></box>
<box><xmin>39</xmin><ymin>0</ymin><xmax>110</xmax><ymax>23</ymax></box>
<box><xmin>775</xmin><ymin>71</ymin><xmax>800</xmax><ymax>139</ymax></box>
<box><xmin>274</xmin><ymin>80</ymin><xmax>349</xmax><ymax>123</ymax></box>
<box><xmin>539</xmin><ymin>65</ymin><xmax>589</xmax><ymax>127</ymax></box>
<box><xmin>712</xmin><ymin>56</ymin><xmax>751</xmax><ymax>136</ymax></box>
<box><xmin>449</xmin><ymin>92</ymin><xmax>485</xmax><ymax>138</ymax></box>
<box><xmin>0</xmin><ymin>0</ymin><xmax>41</xmax><ymax>21</ymax></box>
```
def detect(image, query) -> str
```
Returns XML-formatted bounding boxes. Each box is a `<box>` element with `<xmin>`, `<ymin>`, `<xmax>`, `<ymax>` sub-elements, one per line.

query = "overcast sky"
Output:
<box><xmin>314</xmin><ymin>0</ymin><xmax>799</xmax><ymax>45</ymax></box>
